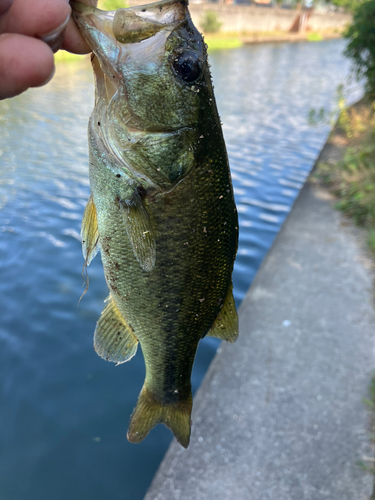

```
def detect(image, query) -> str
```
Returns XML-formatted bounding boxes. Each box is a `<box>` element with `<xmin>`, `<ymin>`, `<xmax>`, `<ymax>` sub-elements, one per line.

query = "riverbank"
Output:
<box><xmin>313</xmin><ymin>98</ymin><xmax>375</xmax><ymax>258</ymax></box>
<box><xmin>241</xmin><ymin>31</ymin><xmax>341</xmax><ymax>44</ymax></box>
<box><xmin>125</xmin><ymin>1</ymin><xmax>351</xmax><ymax>35</ymax></box>
<box><xmin>204</xmin><ymin>30</ymin><xmax>341</xmax><ymax>50</ymax></box>
<box><xmin>144</xmin><ymin>134</ymin><xmax>375</xmax><ymax>499</ymax></box>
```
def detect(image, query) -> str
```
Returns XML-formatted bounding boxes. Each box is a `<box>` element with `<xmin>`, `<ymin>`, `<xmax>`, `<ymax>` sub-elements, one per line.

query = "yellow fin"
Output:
<box><xmin>207</xmin><ymin>285</ymin><xmax>238</xmax><ymax>343</ymax></box>
<box><xmin>120</xmin><ymin>192</ymin><xmax>156</xmax><ymax>272</ymax></box>
<box><xmin>127</xmin><ymin>386</ymin><xmax>192</xmax><ymax>448</ymax></box>
<box><xmin>81</xmin><ymin>193</ymin><xmax>99</xmax><ymax>266</ymax></box>
<box><xmin>94</xmin><ymin>295</ymin><xmax>138</xmax><ymax>365</ymax></box>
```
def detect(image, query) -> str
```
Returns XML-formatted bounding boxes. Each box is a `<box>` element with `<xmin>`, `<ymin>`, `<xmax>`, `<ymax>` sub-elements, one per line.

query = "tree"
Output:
<box><xmin>344</xmin><ymin>0</ymin><xmax>375</xmax><ymax>98</ymax></box>
<box><xmin>330</xmin><ymin>0</ymin><xmax>363</xmax><ymax>13</ymax></box>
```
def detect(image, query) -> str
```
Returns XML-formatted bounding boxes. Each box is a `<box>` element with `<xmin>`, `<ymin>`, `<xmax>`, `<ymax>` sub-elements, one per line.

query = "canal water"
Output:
<box><xmin>0</xmin><ymin>39</ymin><xmax>362</xmax><ymax>500</ymax></box>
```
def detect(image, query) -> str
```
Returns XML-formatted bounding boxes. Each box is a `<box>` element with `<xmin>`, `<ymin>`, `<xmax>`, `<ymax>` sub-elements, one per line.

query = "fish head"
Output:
<box><xmin>72</xmin><ymin>0</ymin><xmax>215</xmax><ymax>187</ymax></box>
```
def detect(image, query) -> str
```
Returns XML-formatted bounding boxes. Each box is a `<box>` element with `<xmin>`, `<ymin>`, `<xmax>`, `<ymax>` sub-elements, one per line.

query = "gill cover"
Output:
<box><xmin>72</xmin><ymin>0</ymin><xmax>205</xmax><ymax>190</ymax></box>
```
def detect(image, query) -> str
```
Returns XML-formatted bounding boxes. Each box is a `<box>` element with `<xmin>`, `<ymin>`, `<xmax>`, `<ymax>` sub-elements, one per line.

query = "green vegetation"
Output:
<box><xmin>357</xmin><ymin>376</ymin><xmax>375</xmax><ymax>485</ymax></box>
<box><xmin>204</xmin><ymin>36</ymin><xmax>242</xmax><ymax>51</ymax></box>
<box><xmin>308</xmin><ymin>84</ymin><xmax>348</xmax><ymax>129</ymax></box>
<box><xmin>98</xmin><ymin>0</ymin><xmax>128</xmax><ymax>9</ymax></box>
<box><xmin>314</xmin><ymin>99</ymin><xmax>375</xmax><ymax>254</ymax></box>
<box><xmin>364</xmin><ymin>375</ymin><xmax>375</xmax><ymax>409</ymax></box>
<box><xmin>200</xmin><ymin>11</ymin><xmax>222</xmax><ymax>34</ymax></box>
<box><xmin>55</xmin><ymin>51</ymin><xmax>82</xmax><ymax>64</ymax></box>
<box><xmin>307</xmin><ymin>32</ymin><xmax>323</xmax><ymax>42</ymax></box>
<box><xmin>344</xmin><ymin>0</ymin><xmax>375</xmax><ymax>98</ymax></box>
<box><xmin>331</xmin><ymin>0</ymin><xmax>363</xmax><ymax>13</ymax></box>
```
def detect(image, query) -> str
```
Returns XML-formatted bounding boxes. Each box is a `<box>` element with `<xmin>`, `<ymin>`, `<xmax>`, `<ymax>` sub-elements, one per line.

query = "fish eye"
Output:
<box><xmin>173</xmin><ymin>52</ymin><xmax>200</xmax><ymax>83</ymax></box>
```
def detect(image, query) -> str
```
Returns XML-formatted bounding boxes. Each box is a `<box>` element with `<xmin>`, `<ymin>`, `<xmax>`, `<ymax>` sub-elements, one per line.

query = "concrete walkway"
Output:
<box><xmin>145</xmin><ymin>181</ymin><xmax>375</xmax><ymax>500</ymax></box>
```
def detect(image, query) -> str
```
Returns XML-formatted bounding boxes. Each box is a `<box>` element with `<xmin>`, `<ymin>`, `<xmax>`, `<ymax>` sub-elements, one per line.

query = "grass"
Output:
<box><xmin>314</xmin><ymin>99</ymin><xmax>375</xmax><ymax>256</ymax></box>
<box><xmin>204</xmin><ymin>36</ymin><xmax>243</xmax><ymax>51</ymax></box>
<box><xmin>99</xmin><ymin>0</ymin><xmax>128</xmax><ymax>8</ymax></box>
<box><xmin>307</xmin><ymin>32</ymin><xmax>323</xmax><ymax>42</ymax></box>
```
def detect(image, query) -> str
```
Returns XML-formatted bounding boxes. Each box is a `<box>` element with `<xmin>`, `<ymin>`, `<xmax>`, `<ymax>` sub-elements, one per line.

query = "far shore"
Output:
<box><xmin>55</xmin><ymin>30</ymin><xmax>343</xmax><ymax>63</ymax></box>
<box><xmin>240</xmin><ymin>31</ymin><xmax>342</xmax><ymax>45</ymax></box>
<box><xmin>203</xmin><ymin>30</ymin><xmax>342</xmax><ymax>51</ymax></box>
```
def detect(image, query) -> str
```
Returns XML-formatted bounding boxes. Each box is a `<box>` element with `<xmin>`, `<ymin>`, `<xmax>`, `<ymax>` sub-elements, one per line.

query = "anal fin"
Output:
<box><xmin>207</xmin><ymin>285</ymin><xmax>238</xmax><ymax>343</ymax></box>
<box><xmin>81</xmin><ymin>193</ymin><xmax>100</xmax><ymax>266</ymax></box>
<box><xmin>119</xmin><ymin>191</ymin><xmax>156</xmax><ymax>272</ymax></box>
<box><xmin>94</xmin><ymin>295</ymin><xmax>138</xmax><ymax>365</ymax></box>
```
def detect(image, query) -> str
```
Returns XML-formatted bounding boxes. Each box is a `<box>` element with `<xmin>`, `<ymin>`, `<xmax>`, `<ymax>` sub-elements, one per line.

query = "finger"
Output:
<box><xmin>0</xmin><ymin>33</ymin><xmax>54</xmax><ymax>100</ymax></box>
<box><xmin>61</xmin><ymin>16</ymin><xmax>91</xmax><ymax>54</ymax></box>
<box><xmin>62</xmin><ymin>0</ymin><xmax>98</xmax><ymax>54</ymax></box>
<box><xmin>0</xmin><ymin>0</ymin><xmax>71</xmax><ymax>52</ymax></box>
<box><xmin>0</xmin><ymin>1</ymin><xmax>13</xmax><ymax>17</ymax></box>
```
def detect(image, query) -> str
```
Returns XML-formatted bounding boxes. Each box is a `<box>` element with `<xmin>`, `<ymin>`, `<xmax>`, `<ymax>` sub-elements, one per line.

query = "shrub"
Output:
<box><xmin>200</xmin><ymin>11</ymin><xmax>222</xmax><ymax>34</ymax></box>
<box><xmin>344</xmin><ymin>0</ymin><xmax>375</xmax><ymax>99</ymax></box>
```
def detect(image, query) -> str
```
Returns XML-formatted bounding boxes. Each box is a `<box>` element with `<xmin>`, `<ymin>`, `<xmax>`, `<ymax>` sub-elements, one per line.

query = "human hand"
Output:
<box><xmin>0</xmin><ymin>0</ymin><xmax>98</xmax><ymax>100</ymax></box>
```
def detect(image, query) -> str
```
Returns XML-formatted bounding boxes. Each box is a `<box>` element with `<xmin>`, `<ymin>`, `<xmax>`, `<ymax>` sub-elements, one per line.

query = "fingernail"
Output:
<box><xmin>39</xmin><ymin>13</ymin><xmax>71</xmax><ymax>53</ymax></box>
<box><xmin>34</xmin><ymin>66</ymin><xmax>56</xmax><ymax>88</ymax></box>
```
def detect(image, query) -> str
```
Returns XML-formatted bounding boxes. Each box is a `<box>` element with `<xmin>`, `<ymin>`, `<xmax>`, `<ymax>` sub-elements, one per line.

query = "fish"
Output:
<box><xmin>72</xmin><ymin>0</ymin><xmax>238</xmax><ymax>448</ymax></box>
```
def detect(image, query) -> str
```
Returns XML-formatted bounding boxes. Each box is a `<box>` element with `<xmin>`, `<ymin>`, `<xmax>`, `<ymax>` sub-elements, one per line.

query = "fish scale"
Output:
<box><xmin>74</xmin><ymin>0</ymin><xmax>238</xmax><ymax>448</ymax></box>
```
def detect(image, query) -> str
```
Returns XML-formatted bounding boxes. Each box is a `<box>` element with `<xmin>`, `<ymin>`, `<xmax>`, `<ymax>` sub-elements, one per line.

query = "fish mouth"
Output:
<box><xmin>72</xmin><ymin>0</ymin><xmax>190</xmax><ymax>132</ymax></box>
<box><xmin>71</xmin><ymin>0</ymin><xmax>189</xmax><ymax>35</ymax></box>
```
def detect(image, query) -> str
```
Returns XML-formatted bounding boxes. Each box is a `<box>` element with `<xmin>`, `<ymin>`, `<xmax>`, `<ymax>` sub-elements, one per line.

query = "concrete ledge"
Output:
<box><xmin>145</xmin><ymin>181</ymin><xmax>375</xmax><ymax>500</ymax></box>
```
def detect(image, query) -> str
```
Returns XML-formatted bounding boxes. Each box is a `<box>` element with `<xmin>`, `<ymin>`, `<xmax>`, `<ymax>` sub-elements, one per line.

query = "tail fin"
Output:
<box><xmin>127</xmin><ymin>386</ymin><xmax>192</xmax><ymax>448</ymax></box>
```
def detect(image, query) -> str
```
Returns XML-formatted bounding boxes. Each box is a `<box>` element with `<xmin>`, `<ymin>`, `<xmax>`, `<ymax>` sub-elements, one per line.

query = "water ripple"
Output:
<box><xmin>0</xmin><ymin>40</ymin><xmax>363</xmax><ymax>500</ymax></box>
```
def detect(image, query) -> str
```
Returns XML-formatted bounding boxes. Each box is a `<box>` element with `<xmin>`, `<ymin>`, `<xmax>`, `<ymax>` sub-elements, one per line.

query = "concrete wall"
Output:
<box><xmin>307</xmin><ymin>10</ymin><xmax>351</xmax><ymax>32</ymax></box>
<box><xmin>191</xmin><ymin>4</ymin><xmax>297</xmax><ymax>33</ymax></box>
<box><xmin>127</xmin><ymin>1</ymin><xmax>352</xmax><ymax>34</ymax></box>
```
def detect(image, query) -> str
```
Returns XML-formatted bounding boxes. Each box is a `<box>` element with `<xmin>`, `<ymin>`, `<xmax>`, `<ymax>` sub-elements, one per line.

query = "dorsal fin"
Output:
<box><xmin>207</xmin><ymin>285</ymin><xmax>238</xmax><ymax>343</ymax></box>
<box><xmin>81</xmin><ymin>193</ymin><xmax>100</xmax><ymax>266</ymax></box>
<box><xmin>94</xmin><ymin>295</ymin><xmax>139</xmax><ymax>365</ymax></box>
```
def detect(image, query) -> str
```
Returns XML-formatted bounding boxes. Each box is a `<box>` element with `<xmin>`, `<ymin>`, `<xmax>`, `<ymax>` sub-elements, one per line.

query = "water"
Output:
<box><xmin>0</xmin><ymin>40</ymin><xmax>361</xmax><ymax>500</ymax></box>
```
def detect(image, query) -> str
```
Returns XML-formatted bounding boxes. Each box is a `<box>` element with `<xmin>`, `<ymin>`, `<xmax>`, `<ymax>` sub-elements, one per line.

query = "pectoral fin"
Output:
<box><xmin>81</xmin><ymin>194</ymin><xmax>100</xmax><ymax>266</ymax></box>
<box><xmin>119</xmin><ymin>192</ymin><xmax>156</xmax><ymax>272</ymax></box>
<box><xmin>207</xmin><ymin>285</ymin><xmax>238</xmax><ymax>343</ymax></box>
<box><xmin>94</xmin><ymin>295</ymin><xmax>138</xmax><ymax>365</ymax></box>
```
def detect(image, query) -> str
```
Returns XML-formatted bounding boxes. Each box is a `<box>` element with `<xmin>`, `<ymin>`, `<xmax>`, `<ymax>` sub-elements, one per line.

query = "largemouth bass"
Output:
<box><xmin>73</xmin><ymin>0</ymin><xmax>238</xmax><ymax>448</ymax></box>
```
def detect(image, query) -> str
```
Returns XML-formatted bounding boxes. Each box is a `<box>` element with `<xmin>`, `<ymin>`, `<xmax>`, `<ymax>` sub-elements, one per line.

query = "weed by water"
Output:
<box><xmin>318</xmin><ymin>139</ymin><xmax>375</xmax><ymax>228</ymax></box>
<box><xmin>204</xmin><ymin>36</ymin><xmax>243</xmax><ymax>51</ymax></box>
<box><xmin>308</xmin><ymin>84</ymin><xmax>369</xmax><ymax>135</ymax></box>
<box><xmin>368</xmin><ymin>230</ymin><xmax>375</xmax><ymax>252</ymax></box>
<box><xmin>314</xmin><ymin>98</ymin><xmax>375</xmax><ymax>255</ymax></box>
<box><xmin>364</xmin><ymin>375</ymin><xmax>375</xmax><ymax>408</ymax></box>
<box><xmin>98</xmin><ymin>0</ymin><xmax>128</xmax><ymax>9</ymax></box>
<box><xmin>307</xmin><ymin>32</ymin><xmax>323</xmax><ymax>42</ymax></box>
